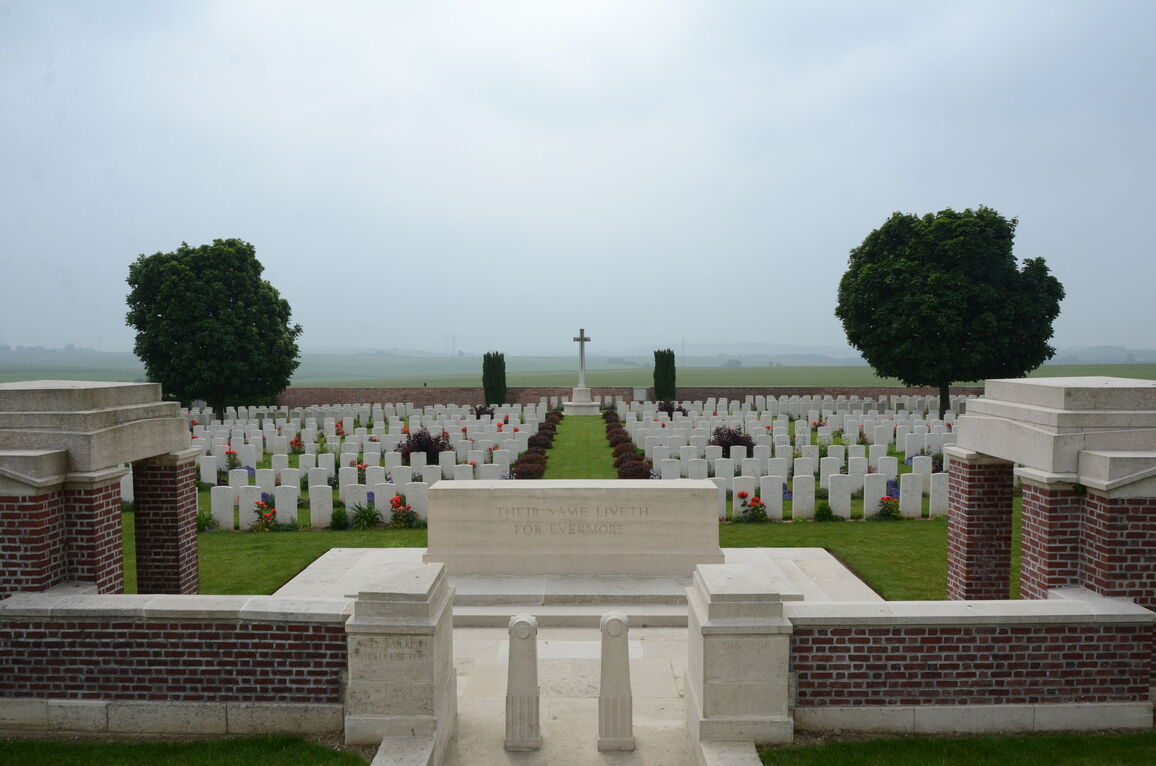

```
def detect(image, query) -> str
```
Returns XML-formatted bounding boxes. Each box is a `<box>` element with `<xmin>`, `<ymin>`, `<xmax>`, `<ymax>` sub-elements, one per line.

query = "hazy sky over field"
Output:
<box><xmin>2</xmin><ymin>1</ymin><xmax>1154</xmax><ymax>356</ymax></box>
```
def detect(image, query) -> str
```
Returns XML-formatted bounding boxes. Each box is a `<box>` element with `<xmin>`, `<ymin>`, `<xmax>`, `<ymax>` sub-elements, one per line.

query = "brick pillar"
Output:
<box><xmin>63</xmin><ymin>478</ymin><xmax>125</xmax><ymax>593</ymax></box>
<box><xmin>0</xmin><ymin>491</ymin><xmax>66</xmax><ymax>597</ymax></box>
<box><xmin>1018</xmin><ymin>482</ymin><xmax>1084</xmax><ymax>600</ymax></box>
<box><xmin>133</xmin><ymin>452</ymin><xmax>199</xmax><ymax>594</ymax></box>
<box><xmin>946</xmin><ymin>454</ymin><xmax>1013</xmax><ymax>600</ymax></box>
<box><xmin>1082</xmin><ymin>493</ymin><xmax>1156</xmax><ymax>611</ymax></box>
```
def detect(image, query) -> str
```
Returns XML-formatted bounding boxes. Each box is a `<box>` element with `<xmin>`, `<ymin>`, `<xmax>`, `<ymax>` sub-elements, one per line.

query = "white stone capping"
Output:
<box><xmin>0</xmin><ymin>592</ymin><xmax>351</xmax><ymax>623</ymax></box>
<box><xmin>0</xmin><ymin>449</ymin><xmax>70</xmax><ymax>491</ymax></box>
<box><xmin>61</xmin><ymin>465</ymin><xmax>131</xmax><ymax>489</ymax></box>
<box><xmin>0</xmin><ymin>698</ymin><xmax>344</xmax><ymax>735</ymax></box>
<box><xmin>794</xmin><ymin>702</ymin><xmax>1154</xmax><ymax>735</ymax></box>
<box><xmin>1013</xmin><ymin>466</ymin><xmax>1080</xmax><ymax>487</ymax></box>
<box><xmin>784</xmin><ymin>590</ymin><xmax>1154</xmax><ymax>627</ymax></box>
<box><xmin>942</xmin><ymin>444</ymin><xmax>1010</xmax><ymax>465</ymax></box>
<box><xmin>345</xmin><ymin>562</ymin><xmax>454</xmax><ymax>634</ymax></box>
<box><xmin>137</xmin><ymin>446</ymin><xmax>201</xmax><ymax>467</ymax></box>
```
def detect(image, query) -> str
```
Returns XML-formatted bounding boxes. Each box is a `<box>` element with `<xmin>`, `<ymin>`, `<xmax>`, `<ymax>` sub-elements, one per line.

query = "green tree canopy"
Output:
<box><xmin>126</xmin><ymin>239</ymin><xmax>302</xmax><ymax>413</ymax></box>
<box><xmin>835</xmin><ymin>207</ymin><xmax>1064</xmax><ymax>417</ymax></box>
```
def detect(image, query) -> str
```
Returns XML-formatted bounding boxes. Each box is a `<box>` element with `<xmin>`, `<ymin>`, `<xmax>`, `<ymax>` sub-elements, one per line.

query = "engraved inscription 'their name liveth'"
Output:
<box><xmin>496</xmin><ymin>505</ymin><xmax>651</xmax><ymax>536</ymax></box>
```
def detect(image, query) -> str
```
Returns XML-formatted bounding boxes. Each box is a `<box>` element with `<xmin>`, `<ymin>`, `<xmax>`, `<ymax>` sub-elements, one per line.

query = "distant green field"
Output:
<box><xmin>295</xmin><ymin>363</ymin><xmax>1156</xmax><ymax>388</ymax></box>
<box><xmin>3</xmin><ymin>348</ymin><xmax>1153</xmax><ymax>389</ymax></box>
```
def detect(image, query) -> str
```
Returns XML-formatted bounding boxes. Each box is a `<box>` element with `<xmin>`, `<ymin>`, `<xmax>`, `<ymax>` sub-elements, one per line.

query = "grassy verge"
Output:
<box><xmin>0</xmin><ymin>735</ymin><xmax>367</xmax><ymax>766</ymax></box>
<box><xmin>123</xmin><ymin>512</ymin><xmax>426</xmax><ymax>595</ymax></box>
<box><xmin>759</xmin><ymin>730</ymin><xmax>1156</xmax><ymax>765</ymax></box>
<box><xmin>543</xmin><ymin>415</ymin><xmax>617</xmax><ymax>479</ymax></box>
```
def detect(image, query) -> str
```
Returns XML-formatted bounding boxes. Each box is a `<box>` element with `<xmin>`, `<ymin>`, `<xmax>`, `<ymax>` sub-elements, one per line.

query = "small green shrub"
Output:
<box><xmin>349</xmin><ymin>503</ymin><xmax>382</xmax><ymax>530</ymax></box>
<box><xmin>330</xmin><ymin>506</ymin><xmax>349</xmax><ymax>530</ymax></box>
<box><xmin>196</xmin><ymin>506</ymin><xmax>216</xmax><ymax>533</ymax></box>
<box><xmin>814</xmin><ymin>501</ymin><xmax>844</xmax><ymax>522</ymax></box>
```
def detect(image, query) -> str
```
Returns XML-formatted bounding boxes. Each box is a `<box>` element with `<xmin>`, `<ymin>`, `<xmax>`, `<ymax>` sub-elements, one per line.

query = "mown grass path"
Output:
<box><xmin>542</xmin><ymin>414</ymin><xmax>617</xmax><ymax>479</ymax></box>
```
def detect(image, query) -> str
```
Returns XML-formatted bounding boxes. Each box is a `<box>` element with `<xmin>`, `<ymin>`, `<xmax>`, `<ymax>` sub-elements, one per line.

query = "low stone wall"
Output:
<box><xmin>277</xmin><ymin>385</ymin><xmax>984</xmax><ymax>409</ymax></box>
<box><xmin>785</xmin><ymin>591</ymin><xmax>1154</xmax><ymax>733</ymax></box>
<box><xmin>0</xmin><ymin>592</ymin><xmax>350</xmax><ymax>735</ymax></box>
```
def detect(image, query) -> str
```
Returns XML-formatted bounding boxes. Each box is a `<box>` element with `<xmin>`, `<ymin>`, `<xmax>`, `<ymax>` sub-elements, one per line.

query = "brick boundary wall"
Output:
<box><xmin>277</xmin><ymin>386</ymin><xmax>985</xmax><ymax>409</ymax></box>
<box><xmin>0</xmin><ymin>619</ymin><xmax>347</xmax><ymax>703</ymax></box>
<box><xmin>1019</xmin><ymin>484</ymin><xmax>1086</xmax><ymax>601</ymax></box>
<box><xmin>63</xmin><ymin>482</ymin><xmax>124</xmax><ymax>594</ymax></box>
<box><xmin>947</xmin><ymin>459</ymin><xmax>1014</xmax><ymax>600</ymax></box>
<box><xmin>791</xmin><ymin>623</ymin><xmax>1153</xmax><ymax>707</ymax></box>
<box><xmin>132</xmin><ymin>458</ymin><xmax>199</xmax><ymax>594</ymax></box>
<box><xmin>1083</xmin><ymin>494</ymin><xmax>1156</xmax><ymax>611</ymax></box>
<box><xmin>0</xmin><ymin>492</ymin><xmax>67</xmax><ymax>597</ymax></box>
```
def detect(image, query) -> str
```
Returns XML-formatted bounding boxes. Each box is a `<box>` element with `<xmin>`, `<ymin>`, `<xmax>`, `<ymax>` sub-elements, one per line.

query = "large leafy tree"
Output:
<box><xmin>126</xmin><ymin>239</ymin><xmax>302</xmax><ymax>414</ymax></box>
<box><xmin>835</xmin><ymin>207</ymin><xmax>1064</xmax><ymax>417</ymax></box>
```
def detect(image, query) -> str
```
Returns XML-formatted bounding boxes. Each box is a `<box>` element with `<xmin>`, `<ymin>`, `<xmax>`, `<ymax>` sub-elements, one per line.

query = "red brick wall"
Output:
<box><xmin>0</xmin><ymin>492</ymin><xmax>66</xmax><ymax>599</ymax></box>
<box><xmin>947</xmin><ymin>460</ymin><xmax>1014</xmax><ymax>600</ymax></box>
<box><xmin>1083</xmin><ymin>494</ymin><xmax>1156</xmax><ymax>611</ymax></box>
<box><xmin>792</xmin><ymin>623</ymin><xmax>1152</xmax><ymax>706</ymax></box>
<box><xmin>1019</xmin><ymin>484</ymin><xmax>1084</xmax><ymax>600</ymax></box>
<box><xmin>277</xmin><ymin>386</ymin><xmax>983</xmax><ymax>409</ymax></box>
<box><xmin>63</xmin><ymin>482</ymin><xmax>124</xmax><ymax>594</ymax></box>
<box><xmin>0</xmin><ymin>619</ymin><xmax>346</xmax><ymax>703</ymax></box>
<box><xmin>132</xmin><ymin>459</ymin><xmax>198</xmax><ymax>595</ymax></box>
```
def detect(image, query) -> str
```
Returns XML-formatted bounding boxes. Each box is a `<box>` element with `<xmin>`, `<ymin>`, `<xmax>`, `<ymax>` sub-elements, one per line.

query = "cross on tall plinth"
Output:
<box><xmin>573</xmin><ymin>328</ymin><xmax>591</xmax><ymax>389</ymax></box>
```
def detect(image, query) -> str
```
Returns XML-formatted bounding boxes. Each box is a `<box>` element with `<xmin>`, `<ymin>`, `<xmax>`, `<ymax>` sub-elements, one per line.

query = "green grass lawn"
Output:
<box><xmin>543</xmin><ymin>415</ymin><xmax>618</xmax><ymax>479</ymax></box>
<box><xmin>0</xmin><ymin>735</ymin><xmax>366</xmax><ymax>766</ymax></box>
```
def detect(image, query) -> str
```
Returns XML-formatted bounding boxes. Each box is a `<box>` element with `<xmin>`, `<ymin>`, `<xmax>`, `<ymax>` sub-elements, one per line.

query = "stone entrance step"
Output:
<box><xmin>452</xmin><ymin>602</ymin><xmax>689</xmax><ymax>628</ymax></box>
<box><xmin>451</xmin><ymin>575</ymin><xmax>691</xmax><ymax>606</ymax></box>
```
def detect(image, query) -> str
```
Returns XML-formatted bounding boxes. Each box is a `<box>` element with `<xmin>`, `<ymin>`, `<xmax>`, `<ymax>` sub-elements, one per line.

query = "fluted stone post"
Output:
<box><xmin>504</xmin><ymin>614</ymin><xmax>541</xmax><ymax>751</ymax></box>
<box><xmin>598</xmin><ymin>611</ymin><xmax>635</xmax><ymax>751</ymax></box>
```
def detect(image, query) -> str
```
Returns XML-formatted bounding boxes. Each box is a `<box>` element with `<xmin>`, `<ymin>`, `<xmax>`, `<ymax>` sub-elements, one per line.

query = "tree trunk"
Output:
<box><xmin>938</xmin><ymin>382</ymin><xmax>951</xmax><ymax>420</ymax></box>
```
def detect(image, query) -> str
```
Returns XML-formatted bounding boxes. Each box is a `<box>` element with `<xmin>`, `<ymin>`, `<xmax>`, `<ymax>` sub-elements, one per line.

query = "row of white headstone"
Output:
<box><xmin>205</xmin><ymin>479</ymin><xmax>433</xmax><ymax>531</ymax></box>
<box><xmin>719</xmin><ymin>471</ymin><xmax>947</xmax><ymax>521</ymax></box>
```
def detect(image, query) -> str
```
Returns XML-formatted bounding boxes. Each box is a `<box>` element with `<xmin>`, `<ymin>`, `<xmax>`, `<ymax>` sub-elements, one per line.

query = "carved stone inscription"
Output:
<box><xmin>497</xmin><ymin>504</ymin><xmax>651</xmax><ymax>537</ymax></box>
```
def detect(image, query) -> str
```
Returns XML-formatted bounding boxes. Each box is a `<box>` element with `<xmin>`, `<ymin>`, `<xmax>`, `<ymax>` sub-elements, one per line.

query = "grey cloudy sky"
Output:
<box><xmin>2</xmin><ymin>1</ymin><xmax>1153</xmax><ymax>356</ymax></box>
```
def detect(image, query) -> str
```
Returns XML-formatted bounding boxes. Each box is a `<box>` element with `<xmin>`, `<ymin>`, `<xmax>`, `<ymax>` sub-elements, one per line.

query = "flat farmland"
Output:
<box><xmin>2</xmin><ymin>348</ymin><xmax>1153</xmax><ymax>388</ymax></box>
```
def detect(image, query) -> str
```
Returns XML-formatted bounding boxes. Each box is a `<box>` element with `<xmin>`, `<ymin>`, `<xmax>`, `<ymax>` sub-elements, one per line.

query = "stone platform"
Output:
<box><xmin>277</xmin><ymin>547</ymin><xmax>882</xmax><ymax>765</ymax></box>
<box><xmin>275</xmin><ymin>546</ymin><xmax>882</xmax><ymax>627</ymax></box>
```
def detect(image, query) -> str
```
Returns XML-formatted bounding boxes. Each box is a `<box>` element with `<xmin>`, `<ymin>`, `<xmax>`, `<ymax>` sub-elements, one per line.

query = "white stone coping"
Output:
<box><xmin>794</xmin><ymin>701</ymin><xmax>1153</xmax><ymax>734</ymax></box>
<box><xmin>785</xmin><ymin>589</ymin><xmax>1154</xmax><ymax>627</ymax></box>
<box><xmin>0</xmin><ymin>698</ymin><xmax>344</xmax><ymax>735</ymax></box>
<box><xmin>0</xmin><ymin>592</ymin><xmax>352</xmax><ymax>623</ymax></box>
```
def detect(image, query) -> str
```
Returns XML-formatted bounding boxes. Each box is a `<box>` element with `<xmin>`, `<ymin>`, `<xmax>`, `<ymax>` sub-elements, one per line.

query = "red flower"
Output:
<box><xmin>513</xmin><ymin>427</ymin><xmax>519</xmax><ymax>433</ymax></box>
<box><xmin>736</xmin><ymin>491</ymin><xmax>748</xmax><ymax>499</ymax></box>
<box><xmin>469</xmin><ymin>461</ymin><xmax>476</xmax><ymax>467</ymax></box>
<box><xmin>461</xmin><ymin>426</ymin><xmax>468</xmax><ymax>433</ymax></box>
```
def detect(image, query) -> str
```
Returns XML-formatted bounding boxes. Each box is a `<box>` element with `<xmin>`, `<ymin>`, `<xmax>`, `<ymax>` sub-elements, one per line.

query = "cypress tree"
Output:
<box><xmin>482</xmin><ymin>351</ymin><xmax>507</xmax><ymax>405</ymax></box>
<box><xmin>653</xmin><ymin>348</ymin><xmax>676</xmax><ymax>401</ymax></box>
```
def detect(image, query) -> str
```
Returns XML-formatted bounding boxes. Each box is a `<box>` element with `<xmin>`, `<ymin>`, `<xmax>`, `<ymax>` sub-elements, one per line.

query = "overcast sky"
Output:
<box><xmin>2</xmin><ymin>1</ymin><xmax>1153</xmax><ymax>356</ymax></box>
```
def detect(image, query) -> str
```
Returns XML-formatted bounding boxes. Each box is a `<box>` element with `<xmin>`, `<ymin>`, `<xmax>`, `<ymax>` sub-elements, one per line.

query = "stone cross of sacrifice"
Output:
<box><xmin>573</xmin><ymin>328</ymin><xmax>591</xmax><ymax>389</ymax></box>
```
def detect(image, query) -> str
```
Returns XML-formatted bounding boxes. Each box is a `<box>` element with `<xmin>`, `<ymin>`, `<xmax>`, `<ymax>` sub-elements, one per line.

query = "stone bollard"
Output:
<box><xmin>598</xmin><ymin>611</ymin><xmax>635</xmax><ymax>752</ymax></box>
<box><xmin>505</xmin><ymin>614</ymin><xmax>541</xmax><ymax>751</ymax></box>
